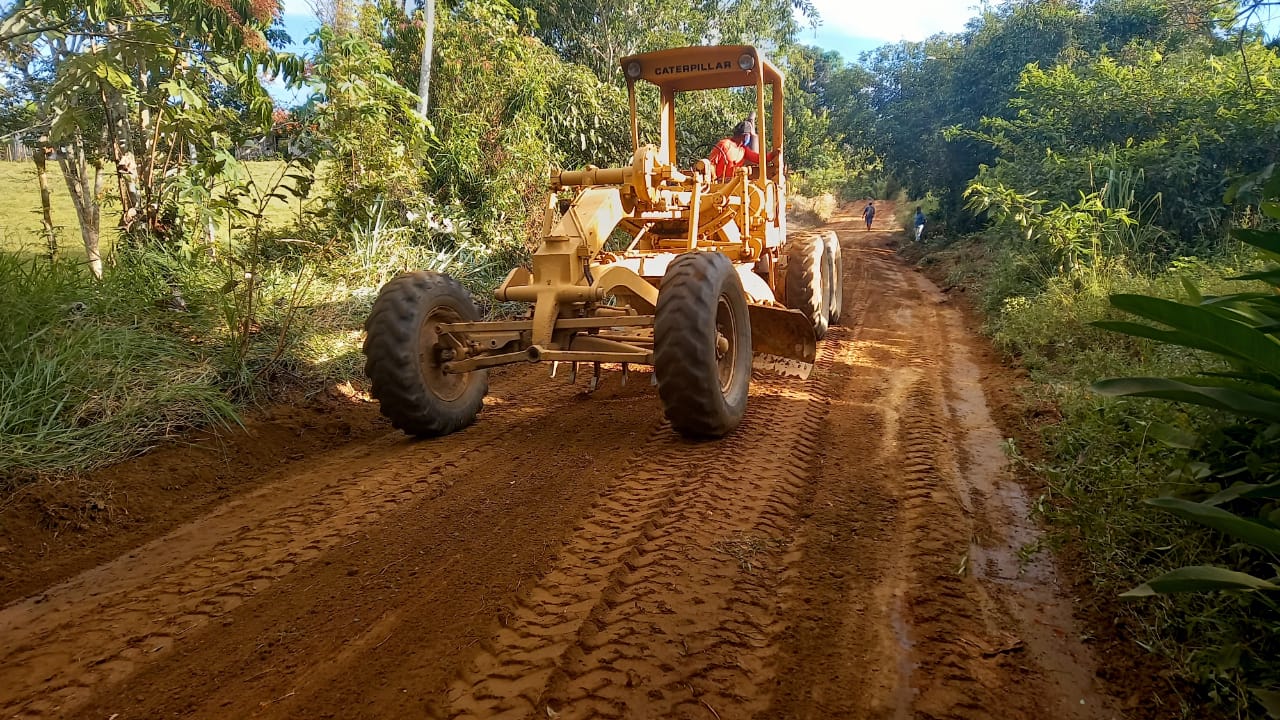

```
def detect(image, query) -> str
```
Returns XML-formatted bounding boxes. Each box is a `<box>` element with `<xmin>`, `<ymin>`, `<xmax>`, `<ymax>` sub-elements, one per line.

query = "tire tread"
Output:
<box><xmin>363</xmin><ymin>271</ymin><xmax>488</xmax><ymax>438</ymax></box>
<box><xmin>654</xmin><ymin>253</ymin><xmax>751</xmax><ymax>438</ymax></box>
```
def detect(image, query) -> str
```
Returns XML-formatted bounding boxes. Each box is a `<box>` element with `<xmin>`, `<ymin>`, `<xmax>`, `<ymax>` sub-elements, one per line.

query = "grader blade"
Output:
<box><xmin>747</xmin><ymin>304</ymin><xmax>817</xmax><ymax>379</ymax></box>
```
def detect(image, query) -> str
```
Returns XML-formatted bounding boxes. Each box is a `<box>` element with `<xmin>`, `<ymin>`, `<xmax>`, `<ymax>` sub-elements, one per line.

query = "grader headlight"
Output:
<box><xmin>626</xmin><ymin>61</ymin><xmax>642</xmax><ymax>79</ymax></box>
<box><xmin>737</xmin><ymin>53</ymin><xmax>755</xmax><ymax>71</ymax></box>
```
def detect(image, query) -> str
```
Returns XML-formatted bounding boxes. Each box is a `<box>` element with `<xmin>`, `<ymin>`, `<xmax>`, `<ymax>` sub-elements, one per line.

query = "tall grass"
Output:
<box><xmin>0</xmin><ymin>253</ymin><xmax>236</xmax><ymax>480</ymax></box>
<box><xmin>789</xmin><ymin>193</ymin><xmax>838</xmax><ymax>225</ymax></box>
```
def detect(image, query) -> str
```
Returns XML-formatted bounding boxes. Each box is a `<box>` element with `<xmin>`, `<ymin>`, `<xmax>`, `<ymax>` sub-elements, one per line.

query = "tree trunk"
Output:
<box><xmin>416</xmin><ymin>0</ymin><xmax>435</xmax><ymax>118</ymax></box>
<box><xmin>100</xmin><ymin>82</ymin><xmax>141</xmax><ymax>232</ymax></box>
<box><xmin>95</xmin><ymin>30</ymin><xmax>141</xmax><ymax>233</ymax></box>
<box><xmin>33</xmin><ymin>138</ymin><xmax>58</xmax><ymax>259</ymax></box>
<box><xmin>58</xmin><ymin>131</ymin><xmax>103</xmax><ymax>279</ymax></box>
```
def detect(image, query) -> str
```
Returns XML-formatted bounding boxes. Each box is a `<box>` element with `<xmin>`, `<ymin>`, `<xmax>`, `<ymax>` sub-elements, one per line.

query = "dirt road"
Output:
<box><xmin>1</xmin><ymin>209</ymin><xmax>1121</xmax><ymax>719</ymax></box>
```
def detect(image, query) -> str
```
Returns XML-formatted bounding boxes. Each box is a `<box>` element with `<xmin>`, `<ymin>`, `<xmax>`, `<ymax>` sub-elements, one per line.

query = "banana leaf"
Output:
<box><xmin>1175</xmin><ymin>374</ymin><xmax>1280</xmax><ymax>399</ymax></box>
<box><xmin>1205</xmin><ymin>480</ymin><xmax>1280</xmax><ymax>506</ymax></box>
<box><xmin>1201</xmin><ymin>293</ymin><xmax>1280</xmax><ymax>306</ymax></box>
<box><xmin>1228</xmin><ymin>269</ymin><xmax>1280</xmax><ymax>285</ymax></box>
<box><xmin>1107</xmin><ymin>295</ymin><xmax>1280</xmax><ymax>376</ymax></box>
<box><xmin>1231</xmin><ymin>228</ymin><xmax>1280</xmax><ymax>257</ymax></box>
<box><xmin>1092</xmin><ymin>377</ymin><xmax>1280</xmax><ymax>422</ymax></box>
<box><xmin>1091</xmin><ymin>321</ymin><xmax>1252</xmax><ymax>360</ymax></box>
<box><xmin>1146</xmin><ymin>497</ymin><xmax>1280</xmax><ymax>553</ymax></box>
<box><xmin>1251</xmin><ymin>688</ymin><xmax>1280</xmax><ymax>720</ymax></box>
<box><xmin>1122</xmin><ymin>565</ymin><xmax>1278</xmax><ymax>597</ymax></box>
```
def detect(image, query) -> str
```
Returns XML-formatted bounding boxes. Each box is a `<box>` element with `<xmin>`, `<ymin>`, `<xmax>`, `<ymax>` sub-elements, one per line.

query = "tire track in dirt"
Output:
<box><xmin>4</xmin><ymin>208</ymin><xmax>1122</xmax><ymax>720</ymax></box>
<box><xmin>762</xmin><ymin>234</ymin><xmax>924</xmax><ymax>720</ymax></box>
<box><xmin>891</xmin><ymin>272</ymin><xmax>1103</xmax><ymax>720</ymax></box>
<box><xmin>67</xmin><ymin>369</ymin><xmax>668</xmax><ymax>720</ymax></box>
<box><xmin>0</xmin><ymin>369</ymin><xmax>582</xmax><ymax>719</ymax></box>
<box><xmin>895</xmin><ymin>371</ymin><xmax>1004</xmax><ymax>719</ymax></box>
<box><xmin>763</xmin><ymin>217</ymin><xmax>1116</xmax><ymax>720</ymax></box>
<box><xmin>444</xmin><ymin>241</ymin><xmax>872</xmax><ymax>720</ymax></box>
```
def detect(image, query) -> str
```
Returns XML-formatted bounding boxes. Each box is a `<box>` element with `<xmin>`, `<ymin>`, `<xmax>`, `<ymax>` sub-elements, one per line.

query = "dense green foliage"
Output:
<box><xmin>507</xmin><ymin>0</ymin><xmax>816</xmax><ymax>80</ymax></box>
<box><xmin>974</xmin><ymin>44</ymin><xmax>1280</xmax><ymax>245</ymax></box>
<box><xmin>854</xmin><ymin>0</ymin><xmax>1251</xmax><ymax>224</ymax></box>
<box><xmin>873</xmin><ymin>1</ymin><xmax>1280</xmax><ymax>714</ymax></box>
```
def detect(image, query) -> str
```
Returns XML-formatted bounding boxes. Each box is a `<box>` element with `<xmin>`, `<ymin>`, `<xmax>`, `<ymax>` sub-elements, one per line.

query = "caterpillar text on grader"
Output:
<box><xmin>363</xmin><ymin>45</ymin><xmax>843</xmax><ymax>439</ymax></box>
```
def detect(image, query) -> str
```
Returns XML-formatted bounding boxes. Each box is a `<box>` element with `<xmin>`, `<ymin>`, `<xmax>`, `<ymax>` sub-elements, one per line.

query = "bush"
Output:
<box><xmin>978</xmin><ymin>242</ymin><xmax>1280</xmax><ymax>716</ymax></box>
<box><xmin>789</xmin><ymin>192</ymin><xmax>837</xmax><ymax>224</ymax></box>
<box><xmin>0</xmin><ymin>252</ymin><xmax>235</xmax><ymax>479</ymax></box>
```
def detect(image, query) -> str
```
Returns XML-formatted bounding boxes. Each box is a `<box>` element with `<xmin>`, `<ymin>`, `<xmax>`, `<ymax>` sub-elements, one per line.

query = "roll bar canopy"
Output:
<box><xmin>619</xmin><ymin>45</ymin><xmax>785</xmax><ymax>174</ymax></box>
<box><xmin>619</xmin><ymin>45</ymin><xmax>784</xmax><ymax>92</ymax></box>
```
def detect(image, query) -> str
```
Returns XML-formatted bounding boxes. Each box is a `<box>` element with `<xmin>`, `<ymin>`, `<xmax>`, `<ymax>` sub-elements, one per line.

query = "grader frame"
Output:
<box><xmin>363</xmin><ymin>45</ymin><xmax>840</xmax><ymax>439</ymax></box>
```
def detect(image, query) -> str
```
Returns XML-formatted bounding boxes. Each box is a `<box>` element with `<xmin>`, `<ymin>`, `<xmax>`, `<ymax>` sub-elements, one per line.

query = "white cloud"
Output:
<box><xmin>280</xmin><ymin>0</ymin><xmax>313</xmax><ymax>18</ymax></box>
<box><xmin>809</xmin><ymin>0</ymin><xmax>993</xmax><ymax>42</ymax></box>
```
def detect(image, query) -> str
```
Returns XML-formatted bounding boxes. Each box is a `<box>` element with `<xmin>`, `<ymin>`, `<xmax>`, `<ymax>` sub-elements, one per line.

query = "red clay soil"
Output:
<box><xmin>0</xmin><ymin>387</ymin><xmax>390</xmax><ymax>606</ymax></box>
<box><xmin>1</xmin><ymin>207</ymin><xmax>1139</xmax><ymax>719</ymax></box>
<box><xmin>899</xmin><ymin>231</ymin><xmax>1216</xmax><ymax>720</ymax></box>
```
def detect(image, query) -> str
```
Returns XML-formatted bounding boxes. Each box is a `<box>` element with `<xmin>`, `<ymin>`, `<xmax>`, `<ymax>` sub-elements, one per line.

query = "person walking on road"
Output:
<box><xmin>862</xmin><ymin>201</ymin><xmax>876</xmax><ymax>231</ymax></box>
<box><xmin>913</xmin><ymin>207</ymin><xmax>926</xmax><ymax>242</ymax></box>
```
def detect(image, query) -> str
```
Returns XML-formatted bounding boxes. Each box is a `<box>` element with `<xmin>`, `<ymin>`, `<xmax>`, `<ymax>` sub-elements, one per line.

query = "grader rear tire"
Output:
<box><xmin>786</xmin><ymin>233</ymin><xmax>830</xmax><ymax>339</ymax></box>
<box><xmin>363</xmin><ymin>271</ymin><xmax>488</xmax><ymax>438</ymax></box>
<box><xmin>824</xmin><ymin>230</ymin><xmax>844</xmax><ymax>325</ymax></box>
<box><xmin>654</xmin><ymin>252</ymin><xmax>752</xmax><ymax>439</ymax></box>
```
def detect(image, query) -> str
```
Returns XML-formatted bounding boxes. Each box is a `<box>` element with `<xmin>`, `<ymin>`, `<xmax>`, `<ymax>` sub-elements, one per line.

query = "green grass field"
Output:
<box><xmin>0</xmin><ymin>160</ymin><xmax>307</xmax><ymax>258</ymax></box>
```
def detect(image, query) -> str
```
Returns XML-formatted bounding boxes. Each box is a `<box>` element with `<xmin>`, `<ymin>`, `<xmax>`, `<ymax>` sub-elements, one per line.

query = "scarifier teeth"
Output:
<box><xmin>753</xmin><ymin>353</ymin><xmax>814</xmax><ymax>379</ymax></box>
<box><xmin>550</xmin><ymin>361</ymin><xmax>560</xmax><ymax>378</ymax></box>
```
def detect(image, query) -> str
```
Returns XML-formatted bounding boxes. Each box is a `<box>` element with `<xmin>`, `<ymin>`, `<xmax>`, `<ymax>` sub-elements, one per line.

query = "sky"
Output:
<box><xmin>276</xmin><ymin>0</ymin><xmax>986</xmax><ymax>63</ymax></box>
<box><xmin>270</xmin><ymin>0</ymin><xmax>1279</xmax><ymax>106</ymax></box>
<box><xmin>797</xmin><ymin>0</ymin><xmax>987</xmax><ymax>60</ymax></box>
<box><xmin>270</xmin><ymin>0</ymin><xmax>985</xmax><ymax>102</ymax></box>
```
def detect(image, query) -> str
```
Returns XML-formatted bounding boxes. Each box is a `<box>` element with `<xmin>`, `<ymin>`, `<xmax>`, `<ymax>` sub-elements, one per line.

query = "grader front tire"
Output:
<box><xmin>786</xmin><ymin>234</ymin><xmax>830</xmax><ymax>339</ymax></box>
<box><xmin>654</xmin><ymin>252</ymin><xmax>752</xmax><ymax>439</ymax></box>
<box><xmin>363</xmin><ymin>271</ymin><xmax>488</xmax><ymax>438</ymax></box>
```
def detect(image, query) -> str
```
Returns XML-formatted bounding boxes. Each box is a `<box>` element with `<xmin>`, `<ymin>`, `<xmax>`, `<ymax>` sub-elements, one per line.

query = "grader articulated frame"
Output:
<box><xmin>363</xmin><ymin>45</ymin><xmax>843</xmax><ymax>439</ymax></box>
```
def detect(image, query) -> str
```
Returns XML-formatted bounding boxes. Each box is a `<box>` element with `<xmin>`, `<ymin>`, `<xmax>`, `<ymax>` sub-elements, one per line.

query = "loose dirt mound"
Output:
<box><xmin>0</xmin><ymin>207</ymin><xmax>1124</xmax><ymax>719</ymax></box>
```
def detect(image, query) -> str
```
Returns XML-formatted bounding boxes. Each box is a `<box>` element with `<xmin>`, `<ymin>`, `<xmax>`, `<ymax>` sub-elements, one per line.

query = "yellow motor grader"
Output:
<box><xmin>363</xmin><ymin>45</ymin><xmax>842</xmax><ymax>439</ymax></box>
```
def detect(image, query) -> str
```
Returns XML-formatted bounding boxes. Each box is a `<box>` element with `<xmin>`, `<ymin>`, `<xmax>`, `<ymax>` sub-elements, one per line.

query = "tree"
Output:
<box><xmin>0</xmin><ymin>0</ymin><xmax>304</xmax><ymax>275</ymax></box>
<box><xmin>508</xmin><ymin>0</ymin><xmax>817</xmax><ymax>80</ymax></box>
<box><xmin>971</xmin><ymin>41</ymin><xmax>1280</xmax><ymax>243</ymax></box>
<box><xmin>862</xmin><ymin>0</ymin><xmax>1250</xmax><ymax>223</ymax></box>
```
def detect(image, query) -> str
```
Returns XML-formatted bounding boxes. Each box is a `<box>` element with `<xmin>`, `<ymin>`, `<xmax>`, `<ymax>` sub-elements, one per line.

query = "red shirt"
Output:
<box><xmin>709</xmin><ymin>138</ymin><xmax>760</xmax><ymax>179</ymax></box>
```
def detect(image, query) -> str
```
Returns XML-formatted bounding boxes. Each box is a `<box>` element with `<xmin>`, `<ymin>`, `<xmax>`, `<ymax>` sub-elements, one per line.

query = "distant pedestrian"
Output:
<box><xmin>913</xmin><ymin>207</ymin><xmax>926</xmax><ymax>241</ymax></box>
<box><xmin>736</xmin><ymin>111</ymin><xmax>757</xmax><ymax>150</ymax></box>
<box><xmin>862</xmin><ymin>202</ymin><xmax>876</xmax><ymax>231</ymax></box>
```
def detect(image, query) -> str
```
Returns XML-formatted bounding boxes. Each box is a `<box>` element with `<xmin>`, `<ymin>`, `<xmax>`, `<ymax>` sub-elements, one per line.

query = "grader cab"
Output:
<box><xmin>363</xmin><ymin>45</ymin><xmax>843</xmax><ymax>439</ymax></box>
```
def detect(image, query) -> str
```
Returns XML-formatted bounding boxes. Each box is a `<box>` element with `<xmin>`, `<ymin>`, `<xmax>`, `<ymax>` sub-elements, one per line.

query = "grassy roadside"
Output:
<box><xmin>0</xmin><ymin>158</ymin><xmax>466</xmax><ymax>483</ymax></box>
<box><xmin>0</xmin><ymin>160</ymin><xmax>305</xmax><ymax>259</ymax></box>
<box><xmin>904</xmin><ymin>226</ymin><xmax>1276</xmax><ymax>717</ymax></box>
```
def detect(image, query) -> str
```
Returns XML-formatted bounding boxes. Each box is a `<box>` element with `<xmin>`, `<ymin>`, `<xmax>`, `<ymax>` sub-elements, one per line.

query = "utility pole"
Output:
<box><xmin>416</xmin><ymin>0</ymin><xmax>435</xmax><ymax>118</ymax></box>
